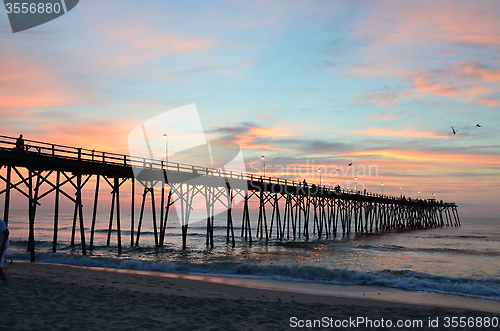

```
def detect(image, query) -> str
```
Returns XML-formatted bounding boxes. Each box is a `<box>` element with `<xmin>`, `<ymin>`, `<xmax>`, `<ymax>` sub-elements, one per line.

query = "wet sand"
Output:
<box><xmin>0</xmin><ymin>262</ymin><xmax>498</xmax><ymax>330</ymax></box>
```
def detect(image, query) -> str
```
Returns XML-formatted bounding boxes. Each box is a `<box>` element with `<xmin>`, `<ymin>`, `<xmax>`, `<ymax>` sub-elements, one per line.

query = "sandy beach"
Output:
<box><xmin>0</xmin><ymin>262</ymin><xmax>498</xmax><ymax>330</ymax></box>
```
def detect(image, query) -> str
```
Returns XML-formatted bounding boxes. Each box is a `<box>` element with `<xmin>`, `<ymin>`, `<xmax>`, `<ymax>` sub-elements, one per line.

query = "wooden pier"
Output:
<box><xmin>0</xmin><ymin>135</ymin><xmax>460</xmax><ymax>261</ymax></box>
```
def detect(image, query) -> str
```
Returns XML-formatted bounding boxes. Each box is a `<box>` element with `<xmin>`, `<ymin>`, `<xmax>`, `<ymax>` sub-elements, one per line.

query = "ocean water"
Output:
<box><xmin>3</xmin><ymin>208</ymin><xmax>500</xmax><ymax>302</ymax></box>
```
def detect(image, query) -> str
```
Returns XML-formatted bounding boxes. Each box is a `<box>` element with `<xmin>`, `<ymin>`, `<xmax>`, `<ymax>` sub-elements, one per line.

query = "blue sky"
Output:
<box><xmin>1</xmin><ymin>0</ymin><xmax>499</xmax><ymax>216</ymax></box>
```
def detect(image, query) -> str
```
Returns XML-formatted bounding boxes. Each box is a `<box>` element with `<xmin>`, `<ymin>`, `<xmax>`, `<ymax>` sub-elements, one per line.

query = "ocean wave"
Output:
<box><xmin>13</xmin><ymin>252</ymin><xmax>500</xmax><ymax>302</ymax></box>
<box><xmin>355</xmin><ymin>243</ymin><xmax>500</xmax><ymax>256</ymax></box>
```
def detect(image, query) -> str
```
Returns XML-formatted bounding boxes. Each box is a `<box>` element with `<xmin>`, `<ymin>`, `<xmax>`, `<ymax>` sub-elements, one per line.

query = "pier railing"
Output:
<box><xmin>0</xmin><ymin>135</ymin><xmax>452</xmax><ymax>205</ymax></box>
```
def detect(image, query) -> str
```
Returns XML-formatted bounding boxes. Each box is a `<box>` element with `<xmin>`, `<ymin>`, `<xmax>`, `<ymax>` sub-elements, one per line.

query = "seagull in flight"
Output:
<box><xmin>348</xmin><ymin>162</ymin><xmax>353</xmax><ymax>166</ymax></box>
<box><xmin>476</xmin><ymin>123</ymin><xmax>481</xmax><ymax>128</ymax></box>
<box><xmin>451</xmin><ymin>126</ymin><xmax>457</xmax><ymax>135</ymax></box>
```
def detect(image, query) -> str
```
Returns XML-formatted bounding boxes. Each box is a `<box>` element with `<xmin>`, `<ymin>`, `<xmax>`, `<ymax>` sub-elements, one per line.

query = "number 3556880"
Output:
<box><xmin>5</xmin><ymin>2</ymin><xmax>62</xmax><ymax>14</ymax></box>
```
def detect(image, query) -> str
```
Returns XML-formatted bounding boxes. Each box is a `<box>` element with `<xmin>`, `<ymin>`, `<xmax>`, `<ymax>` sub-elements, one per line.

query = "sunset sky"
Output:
<box><xmin>1</xmin><ymin>1</ymin><xmax>499</xmax><ymax>217</ymax></box>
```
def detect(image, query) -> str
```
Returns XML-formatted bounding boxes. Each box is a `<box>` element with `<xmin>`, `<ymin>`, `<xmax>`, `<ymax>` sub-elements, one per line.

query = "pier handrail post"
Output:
<box><xmin>77</xmin><ymin>148</ymin><xmax>82</xmax><ymax>161</ymax></box>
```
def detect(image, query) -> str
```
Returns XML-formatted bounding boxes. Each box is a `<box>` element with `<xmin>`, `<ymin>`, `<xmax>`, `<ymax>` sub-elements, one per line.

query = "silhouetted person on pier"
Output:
<box><xmin>15</xmin><ymin>134</ymin><xmax>24</xmax><ymax>151</ymax></box>
<box><xmin>303</xmin><ymin>179</ymin><xmax>307</xmax><ymax>187</ymax></box>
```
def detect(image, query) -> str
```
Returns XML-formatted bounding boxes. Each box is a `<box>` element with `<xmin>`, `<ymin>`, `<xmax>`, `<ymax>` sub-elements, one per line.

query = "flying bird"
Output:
<box><xmin>476</xmin><ymin>123</ymin><xmax>481</xmax><ymax>128</ymax></box>
<box><xmin>348</xmin><ymin>162</ymin><xmax>352</xmax><ymax>166</ymax></box>
<box><xmin>451</xmin><ymin>126</ymin><xmax>457</xmax><ymax>135</ymax></box>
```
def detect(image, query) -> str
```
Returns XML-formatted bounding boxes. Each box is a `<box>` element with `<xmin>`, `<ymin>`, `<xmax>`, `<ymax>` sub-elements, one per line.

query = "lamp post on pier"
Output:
<box><xmin>163</xmin><ymin>134</ymin><xmax>168</xmax><ymax>169</ymax></box>
<box><xmin>381</xmin><ymin>183</ymin><xmax>384</xmax><ymax>195</ymax></box>
<box><xmin>355</xmin><ymin>176</ymin><xmax>358</xmax><ymax>192</ymax></box>
<box><xmin>261</xmin><ymin>155</ymin><xmax>266</xmax><ymax>177</ymax></box>
<box><xmin>318</xmin><ymin>168</ymin><xmax>322</xmax><ymax>186</ymax></box>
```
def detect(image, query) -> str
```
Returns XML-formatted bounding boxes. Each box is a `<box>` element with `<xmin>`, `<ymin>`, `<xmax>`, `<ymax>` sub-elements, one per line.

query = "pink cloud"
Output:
<box><xmin>232</xmin><ymin>125</ymin><xmax>296</xmax><ymax>151</ymax></box>
<box><xmin>357</xmin><ymin>1</ymin><xmax>500</xmax><ymax>49</ymax></box>
<box><xmin>107</xmin><ymin>26</ymin><xmax>213</xmax><ymax>67</ymax></box>
<box><xmin>364</xmin><ymin>109</ymin><xmax>407</xmax><ymax>121</ymax></box>
<box><xmin>348</xmin><ymin>149</ymin><xmax>500</xmax><ymax>166</ymax></box>
<box><xmin>348</xmin><ymin>1</ymin><xmax>500</xmax><ymax>106</ymax></box>
<box><xmin>25</xmin><ymin>119</ymin><xmax>137</xmax><ymax>154</ymax></box>
<box><xmin>463</xmin><ymin>63</ymin><xmax>500</xmax><ymax>82</ymax></box>
<box><xmin>411</xmin><ymin>75</ymin><xmax>461</xmax><ymax>96</ymax></box>
<box><xmin>473</xmin><ymin>98</ymin><xmax>500</xmax><ymax>107</ymax></box>
<box><xmin>0</xmin><ymin>50</ymin><xmax>74</xmax><ymax>112</ymax></box>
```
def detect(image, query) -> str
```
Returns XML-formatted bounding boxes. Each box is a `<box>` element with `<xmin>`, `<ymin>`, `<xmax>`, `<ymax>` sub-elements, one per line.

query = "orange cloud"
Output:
<box><xmin>98</xmin><ymin>25</ymin><xmax>214</xmax><ymax>68</ymax></box>
<box><xmin>358</xmin><ymin>1</ymin><xmax>500</xmax><ymax>49</ymax></box>
<box><xmin>232</xmin><ymin>125</ymin><xmax>296</xmax><ymax>151</ymax></box>
<box><xmin>364</xmin><ymin>110</ymin><xmax>406</xmax><ymax>121</ymax></box>
<box><xmin>474</xmin><ymin>98</ymin><xmax>500</xmax><ymax>107</ymax></box>
<box><xmin>12</xmin><ymin>119</ymin><xmax>137</xmax><ymax>155</ymax></box>
<box><xmin>348</xmin><ymin>2</ymin><xmax>500</xmax><ymax>106</ymax></box>
<box><xmin>411</xmin><ymin>75</ymin><xmax>460</xmax><ymax>96</ymax></box>
<box><xmin>0</xmin><ymin>51</ymin><xmax>74</xmax><ymax>111</ymax></box>
<box><xmin>348</xmin><ymin>149</ymin><xmax>500</xmax><ymax>166</ymax></box>
<box><xmin>347</xmin><ymin>127</ymin><xmax>450</xmax><ymax>139</ymax></box>
<box><xmin>463</xmin><ymin>63</ymin><xmax>500</xmax><ymax>82</ymax></box>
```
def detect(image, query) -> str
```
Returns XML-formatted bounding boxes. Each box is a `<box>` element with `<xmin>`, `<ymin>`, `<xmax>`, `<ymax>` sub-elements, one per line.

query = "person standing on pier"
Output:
<box><xmin>15</xmin><ymin>134</ymin><xmax>24</xmax><ymax>151</ymax></box>
<box><xmin>0</xmin><ymin>218</ymin><xmax>9</xmax><ymax>281</ymax></box>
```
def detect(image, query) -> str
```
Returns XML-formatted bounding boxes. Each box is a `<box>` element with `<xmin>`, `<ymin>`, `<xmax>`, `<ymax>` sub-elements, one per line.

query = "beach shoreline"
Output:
<box><xmin>0</xmin><ymin>262</ymin><xmax>498</xmax><ymax>330</ymax></box>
